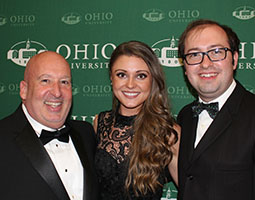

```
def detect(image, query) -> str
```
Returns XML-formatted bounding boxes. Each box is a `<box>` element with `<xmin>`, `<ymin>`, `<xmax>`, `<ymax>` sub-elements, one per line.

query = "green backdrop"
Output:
<box><xmin>1</xmin><ymin>0</ymin><xmax>255</xmax><ymax>199</ymax></box>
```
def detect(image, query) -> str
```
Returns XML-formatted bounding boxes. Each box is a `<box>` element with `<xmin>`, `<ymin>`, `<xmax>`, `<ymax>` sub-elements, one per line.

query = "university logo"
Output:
<box><xmin>161</xmin><ymin>182</ymin><xmax>178</xmax><ymax>200</ymax></box>
<box><xmin>233</xmin><ymin>6</ymin><xmax>255</xmax><ymax>20</ymax></box>
<box><xmin>7</xmin><ymin>82</ymin><xmax>20</xmax><ymax>95</ymax></box>
<box><xmin>244</xmin><ymin>84</ymin><xmax>255</xmax><ymax>94</ymax></box>
<box><xmin>62</xmin><ymin>12</ymin><xmax>82</xmax><ymax>25</ymax></box>
<box><xmin>9</xmin><ymin>15</ymin><xmax>36</xmax><ymax>27</ymax></box>
<box><xmin>0</xmin><ymin>15</ymin><xmax>7</xmax><ymax>26</ymax></box>
<box><xmin>152</xmin><ymin>37</ymin><xmax>182</xmax><ymax>67</ymax></box>
<box><xmin>71</xmin><ymin>115</ymin><xmax>95</xmax><ymax>123</ymax></box>
<box><xmin>84</xmin><ymin>12</ymin><xmax>113</xmax><ymax>25</ymax></box>
<box><xmin>167</xmin><ymin>85</ymin><xmax>194</xmax><ymax>100</ymax></box>
<box><xmin>56</xmin><ymin>42</ymin><xmax>115</xmax><ymax>70</ymax></box>
<box><xmin>7</xmin><ymin>39</ymin><xmax>47</xmax><ymax>67</ymax></box>
<box><xmin>143</xmin><ymin>9</ymin><xmax>165</xmax><ymax>22</ymax></box>
<box><xmin>143</xmin><ymin>9</ymin><xmax>200</xmax><ymax>23</ymax></box>
<box><xmin>82</xmin><ymin>84</ymin><xmax>111</xmax><ymax>97</ymax></box>
<box><xmin>168</xmin><ymin>9</ymin><xmax>199</xmax><ymax>23</ymax></box>
<box><xmin>0</xmin><ymin>14</ymin><xmax>35</xmax><ymax>27</ymax></box>
<box><xmin>0</xmin><ymin>82</ymin><xmax>6</xmax><ymax>94</ymax></box>
<box><xmin>72</xmin><ymin>83</ymin><xmax>80</xmax><ymax>96</ymax></box>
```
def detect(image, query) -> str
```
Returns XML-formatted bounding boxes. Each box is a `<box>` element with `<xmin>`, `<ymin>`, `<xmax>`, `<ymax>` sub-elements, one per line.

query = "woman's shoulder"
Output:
<box><xmin>93</xmin><ymin>110</ymin><xmax>114</xmax><ymax>133</ymax></box>
<box><xmin>97</xmin><ymin>110</ymin><xmax>114</xmax><ymax>120</ymax></box>
<box><xmin>99</xmin><ymin>109</ymin><xmax>112</xmax><ymax>115</ymax></box>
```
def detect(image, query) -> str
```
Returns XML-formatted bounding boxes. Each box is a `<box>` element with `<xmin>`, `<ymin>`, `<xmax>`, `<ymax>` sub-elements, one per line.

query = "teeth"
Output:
<box><xmin>123</xmin><ymin>92</ymin><xmax>139</xmax><ymax>96</ymax></box>
<box><xmin>45</xmin><ymin>101</ymin><xmax>61</xmax><ymax>108</ymax></box>
<box><xmin>200</xmin><ymin>73</ymin><xmax>217</xmax><ymax>77</ymax></box>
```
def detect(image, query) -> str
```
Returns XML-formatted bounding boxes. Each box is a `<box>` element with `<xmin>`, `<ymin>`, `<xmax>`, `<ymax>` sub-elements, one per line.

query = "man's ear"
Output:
<box><xmin>232</xmin><ymin>51</ymin><xmax>238</xmax><ymax>70</ymax></box>
<box><xmin>20</xmin><ymin>80</ymin><xmax>28</xmax><ymax>101</ymax></box>
<box><xmin>110</xmin><ymin>75</ymin><xmax>112</xmax><ymax>82</ymax></box>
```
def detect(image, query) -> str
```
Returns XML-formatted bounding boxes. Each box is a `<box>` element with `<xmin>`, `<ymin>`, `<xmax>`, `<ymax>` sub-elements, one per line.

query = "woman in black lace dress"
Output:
<box><xmin>93</xmin><ymin>41</ymin><xmax>180</xmax><ymax>200</ymax></box>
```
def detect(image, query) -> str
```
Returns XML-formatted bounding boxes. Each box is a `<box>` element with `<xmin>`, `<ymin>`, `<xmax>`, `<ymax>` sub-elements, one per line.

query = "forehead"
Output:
<box><xmin>185</xmin><ymin>25</ymin><xmax>229</xmax><ymax>51</ymax></box>
<box><xmin>112</xmin><ymin>55</ymin><xmax>149</xmax><ymax>72</ymax></box>
<box><xmin>30</xmin><ymin>55</ymin><xmax>71</xmax><ymax>78</ymax></box>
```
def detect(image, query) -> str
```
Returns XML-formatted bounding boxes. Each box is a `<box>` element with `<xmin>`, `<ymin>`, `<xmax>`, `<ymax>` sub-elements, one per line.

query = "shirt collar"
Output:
<box><xmin>22</xmin><ymin>104</ymin><xmax>59</xmax><ymax>137</ymax></box>
<box><xmin>199</xmin><ymin>79</ymin><xmax>236</xmax><ymax>111</ymax></box>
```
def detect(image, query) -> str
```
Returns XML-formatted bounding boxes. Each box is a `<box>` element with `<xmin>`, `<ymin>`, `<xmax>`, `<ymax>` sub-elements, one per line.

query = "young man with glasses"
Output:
<box><xmin>177</xmin><ymin>19</ymin><xmax>255</xmax><ymax>200</ymax></box>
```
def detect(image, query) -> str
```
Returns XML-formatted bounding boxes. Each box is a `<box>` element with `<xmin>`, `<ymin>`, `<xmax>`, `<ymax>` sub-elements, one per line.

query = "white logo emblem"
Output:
<box><xmin>0</xmin><ymin>15</ymin><xmax>7</xmax><ymax>26</ymax></box>
<box><xmin>244</xmin><ymin>84</ymin><xmax>255</xmax><ymax>94</ymax></box>
<box><xmin>7</xmin><ymin>39</ymin><xmax>47</xmax><ymax>67</ymax></box>
<box><xmin>72</xmin><ymin>84</ymin><xmax>80</xmax><ymax>96</ymax></box>
<box><xmin>152</xmin><ymin>37</ymin><xmax>182</xmax><ymax>67</ymax></box>
<box><xmin>143</xmin><ymin>9</ymin><xmax>165</xmax><ymax>22</ymax></box>
<box><xmin>233</xmin><ymin>6</ymin><xmax>255</xmax><ymax>20</ymax></box>
<box><xmin>0</xmin><ymin>83</ymin><xmax>6</xmax><ymax>94</ymax></box>
<box><xmin>62</xmin><ymin>12</ymin><xmax>82</xmax><ymax>25</ymax></box>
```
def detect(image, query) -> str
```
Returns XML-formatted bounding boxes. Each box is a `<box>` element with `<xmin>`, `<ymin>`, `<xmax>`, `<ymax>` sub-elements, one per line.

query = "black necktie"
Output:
<box><xmin>40</xmin><ymin>125</ymin><xmax>70</xmax><ymax>145</ymax></box>
<box><xmin>192</xmin><ymin>102</ymin><xmax>219</xmax><ymax>119</ymax></box>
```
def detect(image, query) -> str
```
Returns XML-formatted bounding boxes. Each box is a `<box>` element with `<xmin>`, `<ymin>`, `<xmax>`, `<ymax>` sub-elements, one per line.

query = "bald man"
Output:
<box><xmin>0</xmin><ymin>51</ymin><xmax>99</xmax><ymax>200</ymax></box>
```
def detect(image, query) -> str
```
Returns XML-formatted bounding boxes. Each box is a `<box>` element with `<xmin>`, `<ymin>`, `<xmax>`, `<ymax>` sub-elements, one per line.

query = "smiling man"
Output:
<box><xmin>20</xmin><ymin>51</ymin><xmax>73</xmax><ymax>129</ymax></box>
<box><xmin>177</xmin><ymin>19</ymin><xmax>255</xmax><ymax>200</ymax></box>
<box><xmin>0</xmin><ymin>51</ymin><xmax>99</xmax><ymax>200</ymax></box>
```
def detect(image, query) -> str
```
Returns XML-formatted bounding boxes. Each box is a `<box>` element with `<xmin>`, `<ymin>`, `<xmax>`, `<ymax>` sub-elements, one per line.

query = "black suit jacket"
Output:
<box><xmin>177</xmin><ymin>81</ymin><xmax>255</xmax><ymax>200</ymax></box>
<box><xmin>0</xmin><ymin>105</ymin><xmax>99</xmax><ymax>200</ymax></box>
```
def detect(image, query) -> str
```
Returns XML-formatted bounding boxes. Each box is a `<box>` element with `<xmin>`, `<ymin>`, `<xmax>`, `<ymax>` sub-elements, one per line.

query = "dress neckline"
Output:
<box><xmin>115</xmin><ymin>111</ymin><xmax>136</xmax><ymax>127</ymax></box>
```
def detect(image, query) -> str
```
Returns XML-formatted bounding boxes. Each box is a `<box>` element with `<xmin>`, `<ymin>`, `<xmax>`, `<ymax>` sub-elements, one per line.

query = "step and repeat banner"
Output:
<box><xmin>0</xmin><ymin>0</ymin><xmax>254</xmax><ymax>199</ymax></box>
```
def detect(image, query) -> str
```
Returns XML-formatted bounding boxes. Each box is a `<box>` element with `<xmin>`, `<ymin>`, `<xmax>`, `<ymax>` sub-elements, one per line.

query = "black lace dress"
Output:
<box><xmin>95</xmin><ymin>110</ymin><xmax>171</xmax><ymax>200</ymax></box>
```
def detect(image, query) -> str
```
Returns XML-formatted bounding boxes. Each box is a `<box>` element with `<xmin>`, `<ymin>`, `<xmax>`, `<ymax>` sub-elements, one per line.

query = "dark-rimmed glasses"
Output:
<box><xmin>183</xmin><ymin>47</ymin><xmax>233</xmax><ymax>65</ymax></box>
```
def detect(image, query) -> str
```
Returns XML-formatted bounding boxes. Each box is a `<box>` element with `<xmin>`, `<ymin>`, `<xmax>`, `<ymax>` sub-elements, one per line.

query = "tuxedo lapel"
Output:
<box><xmin>70</xmin><ymin>128</ymin><xmax>92</xmax><ymax>200</ymax></box>
<box><xmin>191</xmin><ymin>82</ymin><xmax>244</xmax><ymax>163</ymax></box>
<box><xmin>179</xmin><ymin>105</ymin><xmax>198</xmax><ymax>169</ymax></box>
<box><xmin>14</xmin><ymin>117</ymin><xmax>69</xmax><ymax>200</ymax></box>
<box><xmin>192</xmin><ymin>108</ymin><xmax>232</xmax><ymax>162</ymax></box>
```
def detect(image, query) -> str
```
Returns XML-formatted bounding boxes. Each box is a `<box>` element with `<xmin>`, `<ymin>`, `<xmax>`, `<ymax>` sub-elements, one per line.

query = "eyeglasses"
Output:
<box><xmin>183</xmin><ymin>47</ymin><xmax>233</xmax><ymax>65</ymax></box>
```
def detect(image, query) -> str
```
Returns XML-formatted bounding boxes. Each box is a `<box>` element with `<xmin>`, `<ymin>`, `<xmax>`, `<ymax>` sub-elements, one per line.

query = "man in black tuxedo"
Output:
<box><xmin>0</xmin><ymin>51</ymin><xmax>99</xmax><ymax>200</ymax></box>
<box><xmin>177</xmin><ymin>19</ymin><xmax>255</xmax><ymax>200</ymax></box>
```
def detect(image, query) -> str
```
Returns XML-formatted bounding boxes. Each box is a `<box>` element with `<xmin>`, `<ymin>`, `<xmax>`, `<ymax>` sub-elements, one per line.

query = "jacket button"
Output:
<box><xmin>188</xmin><ymin>175</ymin><xmax>194</xmax><ymax>180</ymax></box>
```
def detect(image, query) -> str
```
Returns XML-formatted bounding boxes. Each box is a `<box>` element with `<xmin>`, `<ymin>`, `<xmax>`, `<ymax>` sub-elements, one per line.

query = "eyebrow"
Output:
<box><xmin>114</xmin><ymin>69</ymin><xmax>150</xmax><ymax>73</ymax></box>
<box><xmin>186</xmin><ymin>44</ymin><xmax>226</xmax><ymax>53</ymax></box>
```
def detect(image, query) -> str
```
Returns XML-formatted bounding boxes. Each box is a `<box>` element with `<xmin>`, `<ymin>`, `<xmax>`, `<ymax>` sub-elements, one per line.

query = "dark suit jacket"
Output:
<box><xmin>0</xmin><ymin>105</ymin><xmax>99</xmax><ymax>200</ymax></box>
<box><xmin>177</xmin><ymin>81</ymin><xmax>255</xmax><ymax>200</ymax></box>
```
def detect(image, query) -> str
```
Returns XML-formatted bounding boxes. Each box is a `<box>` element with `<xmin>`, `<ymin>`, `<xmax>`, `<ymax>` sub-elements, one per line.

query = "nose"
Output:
<box><xmin>201</xmin><ymin>54</ymin><xmax>213</xmax><ymax>69</ymax></box>
<box><xmin>51</xmin><ymin>82</ymin><xmax>62</xmax><ymax>97</ymax></box>
<box><xmin>126</xmin><ymin>77</ymin><xmax>136</xmax><ymax>88</ymax></box>
<box><xmin>200</xmin><ymin>54</ymin><xmax>214</xmax><ymax>68</ymax></box>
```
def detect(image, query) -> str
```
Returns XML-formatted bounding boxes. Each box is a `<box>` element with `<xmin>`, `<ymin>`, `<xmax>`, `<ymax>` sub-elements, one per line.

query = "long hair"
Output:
<box><xmin>109</xmin><ymin>41</ymin><xmax>178</xmax><ymax>196</ymax></box>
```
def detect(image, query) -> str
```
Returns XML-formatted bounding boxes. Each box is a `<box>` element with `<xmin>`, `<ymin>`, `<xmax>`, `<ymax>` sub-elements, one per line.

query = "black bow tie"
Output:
<box><xmin>40</xmin><ymin>125</ymin><xmax>70</xmax><ymax>145</ymax></box>
<box><xmin>192</xmin><ymin>102</ymin><xmax>219</xmax><ymax>119</ymax></box>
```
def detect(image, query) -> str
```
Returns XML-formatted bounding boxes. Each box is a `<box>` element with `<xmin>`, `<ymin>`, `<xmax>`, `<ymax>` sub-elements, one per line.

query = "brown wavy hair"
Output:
<box><xmin>178</xmin><ymin>19</ymin><xmax>240</xmax><ymax>62</ymax></box>
<box><xmin>109</xmin><ymin>41</ymin><xmax>178</xmax><ymax>196</ymax></box>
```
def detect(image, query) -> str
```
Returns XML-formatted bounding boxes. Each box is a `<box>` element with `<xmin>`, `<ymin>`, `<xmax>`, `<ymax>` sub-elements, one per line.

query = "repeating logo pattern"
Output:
<box><xmin>143</xmin><ymin>9</ymin><xmax>165</xmax><ymax>22</ymax></box>
<box><xmin>0</xmin><ymin>14</ymin><xmax>36</xmax><ymax>26</ymax></box>
<box><xmin>62</xmin><ymin>12</ymin><xmax>82</xmax><ymax>25</ymax></box>
<box><xmin>61</xmin><ymin>12</ymin><xmax>113</xmax><ymax>25</ymax></box>
<box><xmin>152</xmin><ymin>37</ymin><xmax>182</xmax><ymax>67</ymax></box>
<box><xmin>0</xmin><ymin>82</ymin><xmax>20</xmax><ymax>96</ymax></box>
<box><xmin>7</xmin><ymin>39</ymin><xmax>47</xmax><ymax>67</ymax></box>
<box><xmin>0</xmin><ymin>15</ymin><xmax>7</xmax><ymax>26</ymax></box>
<box><xmin>233</xmin><ymin>6</ymin><xmax>255</xmax><ymax>20</ymax></box>
<box><xmin>0</xmin><ymin>83</ymin><xmax>6</xmax><ymax>94</ymax></box>
<box><xmin>161</xmin><ymin>182</ymin><xmax>178</xmax><ymax>200</ymax></box>
<box><xmin>143</xmin><ymin>8</ymin><xmax>200</xmax><ymax>23</ymax></box>
<box><xmin>244</xmin><ymin>84</ymin><xmax>255</xmax><ymax>94</ymax></box>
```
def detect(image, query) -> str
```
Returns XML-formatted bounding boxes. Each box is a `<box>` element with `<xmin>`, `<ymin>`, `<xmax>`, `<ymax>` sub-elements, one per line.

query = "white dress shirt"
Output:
<box><xmin>22</xmin><ymin>104</ymin><xmax>83</xmax><ymax>200</ymax></box>
<box><xmin>194</xmin><ymin>80</ymin><xmax>237</xmax><ymax>148</ymax></box>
